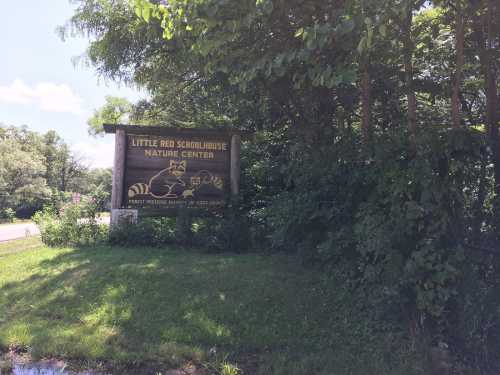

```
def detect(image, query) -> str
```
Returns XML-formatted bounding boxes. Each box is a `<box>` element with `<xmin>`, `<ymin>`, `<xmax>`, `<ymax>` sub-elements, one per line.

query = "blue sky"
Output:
<box><xmin>0</xmin><ymin>1</ymin><xmax>143</xmax><ymax>168</ymax></box>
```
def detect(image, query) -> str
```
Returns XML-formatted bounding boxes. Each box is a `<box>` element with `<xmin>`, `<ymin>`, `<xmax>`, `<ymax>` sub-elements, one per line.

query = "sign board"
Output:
<box><xmin>104</xmin><ymin>125</ymin><xmax>240</xmax><ymax>215</ymax></box>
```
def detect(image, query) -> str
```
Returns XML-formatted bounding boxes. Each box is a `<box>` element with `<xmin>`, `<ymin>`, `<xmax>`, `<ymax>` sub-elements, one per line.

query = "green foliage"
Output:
<box><xmin>0</xmin><ymin>239</ymin><xmax>426</xmax><ymax>375</ymax></box>
<box><xmin>174</xmin><ymin>209</ymin><xmax>194</xmax><ymax>246</ymax></box>
<box><xmin>449</xmin><ymin>258</ymin><xmax>500</xmax><ymax>374</ymax></box>
<box><xmin>264</xmin><ymin>126</ymin><xmax>499</xmax><ymax>369</ymax></box>
<box><xmin>88</xmin><ymin>184</ymin><xmax>111</xmax><ymax>212</ymax></box>
<box><xmin>0</xmin><ymin>125</ymin><xmax>101</xmax><ymax>218</ymax></box>
<box><xmin>109</xmin><ymin>217</ymin><xmax>176</xmax><ymax>247</ymax></box>
<box><xmin>353</xmin><ymin>129</ymin><xmax>482</xmax><ymax>318</ymax></box>
<box><xmin>220</xmin><ymin>361</ymin><xmax>241</xmax><ymax>375</ymax></box>
<box><xmin>203</xmin><ymin>352</ymin><xmax>243</xmax><ymax>375</ymax></box>
<box><xmin>87</xmin><ymin>96</ymin><xmax>133</xmax><ymax>136</ymax></box>
<box><xmin>0</xmin><ymin>133</ymin><xmax>51</xmax><ymax>217</ymax></box>
<box><xmin>1</xmin><ymin>208</ymin><xmax>15</xmax><ymax>223</ymax></box>
<box><xmin>109</xmin><ymin>207</ymin><xmax>251</xmax><ymax>253</ymax></box>
<box><xmin>41</xmin><ymin>130</ymin><xmax>83</xmax><ymax>192</ymax></box>
<box><xmin>66</xmin><ymin>0</ymin><xmax>500</xmax><ymax>371</ymax></box>
<box><xmin>33</xmin><ymin>200</ymin><xmax>107</xmax><ymax>247</ymax></box>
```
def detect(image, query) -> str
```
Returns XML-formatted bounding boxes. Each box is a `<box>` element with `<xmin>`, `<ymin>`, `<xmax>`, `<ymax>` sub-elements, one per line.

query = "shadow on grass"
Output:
<box><xmin>0</xmin><ymin>246</ymin><xmax>324</xmax><ymax>367</ymax></box>
<box><xmin>0</xmin><ymin>244</ymin><xmax>417</xmax><ymax>375</ymax></box>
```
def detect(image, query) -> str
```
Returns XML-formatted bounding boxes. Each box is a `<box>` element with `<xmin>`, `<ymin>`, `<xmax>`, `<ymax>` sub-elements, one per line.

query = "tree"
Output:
<box><xmin>0</xmin><ymin>124</ymin><xmax>95</xmax><ymax>216</ymax></box>
<box><xmin>393</xmin><ymin>0</ymin><xmax>427</xmax><ymax>149</ymax></box>
<box><xmin>469</xmin><ymin>0</ymin><xmax>500</xmax><ymax>232</ymax></box>
<box><xmin>87</xmin><ymin>95</ymin><xmax>132</xmax><ymax>135</ymax></box>
<box><xmin>451</xmin><ymin>0</ymin><xmax>465</xmax><ymax>128</ymax></box>
<box><xmin>0</xmin><ymin>137</ymin><xmax>51</xmax><ymax>216</ymax></box>
<box><xmin>65</xmin><ymin>1</ymin><xmax>500</xmax><ymax>369</ymax></box>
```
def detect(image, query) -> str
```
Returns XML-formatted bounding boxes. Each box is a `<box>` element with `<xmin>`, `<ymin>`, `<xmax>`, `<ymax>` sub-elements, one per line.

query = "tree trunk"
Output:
<box><xmin>485</xmin><ymin>0</ymin><xmax>498</xmax><ymax>142</ymax></box>
<box><xmin>485</xmin><ymin>0</ymin><xmax>500</xmax><ymax>233</ymax></box>
<box><xmin>403</xmin><ymin>8</ymin><xmax>417</xmax><ymax>150</ymax></box>
<box><xmin>471</xmin><ymin>0</ymin><xmax>500</xmax><ymax>239</ymax></box>
<box><xmin>451</xmin><ymin>0</ymin><xmax>465</xmax><ymax>128</ymax></box>
<box><xmin>361</xmin><ymin>60</ymin><xmax>372</xmax><ymax>144</ymax></box>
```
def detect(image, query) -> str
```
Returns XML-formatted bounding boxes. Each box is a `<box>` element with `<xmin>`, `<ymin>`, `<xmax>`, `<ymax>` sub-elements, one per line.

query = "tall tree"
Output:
<box><xmin>356</xmin><ymin>1</ymin><xmax>375</xmax><ymax>144</ymax></box>
<box><xmin>484</xmin><ymin>0</ymin><xmax>500</xmax><ymax>229</ymax></box>
<box><xmin>402</xmin><ymin>2</ymin><xmax>418</xmax><ymax>149</ymax></box>
<box><xmin>471</xmin><ymin>0</ymin><xmax>500</xmax><ymax>227</ymax></box>
<box><xmin>451</xmin><ymin>0</ymin><xmax>465</xmax><ymax>128</ymax></box>
<box><xmin>87</xmin><ymin>96</ymin><xmax>133</xmax><ymax>136</ymax></box>
<box><xmin>0</xmin><ymin>137</ymin><xmax>50</xmax><ymax>213</ymax></box>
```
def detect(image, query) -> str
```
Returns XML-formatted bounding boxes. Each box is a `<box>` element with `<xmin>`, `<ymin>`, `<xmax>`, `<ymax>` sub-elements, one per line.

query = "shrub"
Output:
<box><xmin>33</xmin><ymin>199</ymin><xmax>107</xmax><ymax>247</ymax></box>
<box><xmin>89</xmin><ymin>185</ymin><xmax>110</xmax><ymax>212</ymax></box>
<box><xmin>263</xmin><ymin>126</ymin><xmax>500</xmax><ymax>369</ymax></box>
<box><xmin>108</xmin><ymin>206</ymin><xmax>251</xmax><ymax>252</ymax></box>
<box><xmin>449</xmin><ymin>257</ymin><xmax>500</xmax><ymax>374</ymax></box>
<box><xmin>194</xmin><ymin>208</ymin><xmax>252</xmax><ymax>253</ymax></box>
<box><xmin>109</xmin><ymin>217</ymin><xmax>176</xmax><ymax>247</ymax></box>
<box><xmin>2</xmin><ymin>208</ymin><xmax>15</xmax><ymax>223</ymax></box>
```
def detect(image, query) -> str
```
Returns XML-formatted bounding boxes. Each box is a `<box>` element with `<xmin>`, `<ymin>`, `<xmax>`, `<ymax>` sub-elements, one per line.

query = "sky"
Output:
<box><xmin>0</xmin><ymin>1</ymin><xmax>143</xmax><ymax>168</ymax></box>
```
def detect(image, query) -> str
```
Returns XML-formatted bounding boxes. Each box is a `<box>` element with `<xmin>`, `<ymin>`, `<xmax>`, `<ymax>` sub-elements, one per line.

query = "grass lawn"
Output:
<box><xmin>0</xmin><ymin>237</ymin><xmax>42</xmax><ymax>257</ymax></box>
<box><xmin>0</xmin><ymin>219</ymin><xmax>33</xmax><ymax>226</ymax></box>
<box><xmin>0</xmin><ymin>238</ymin><xmax>418</xmax><ymax>374</ymax></box>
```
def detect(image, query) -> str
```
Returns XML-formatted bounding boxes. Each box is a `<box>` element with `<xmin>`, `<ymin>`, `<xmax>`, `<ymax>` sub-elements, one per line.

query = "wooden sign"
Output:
<box><xmin>104</xmin><ymin>125</ymin><xmax>241</xmax><ymax>214</ymax></box>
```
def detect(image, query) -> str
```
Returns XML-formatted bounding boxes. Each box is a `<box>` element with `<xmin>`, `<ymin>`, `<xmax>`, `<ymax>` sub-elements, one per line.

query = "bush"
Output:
<box><xmin>262</xmin><ymin>126</ymin><xmax>500</xmax><ymax>369</ymax></box>
<box><xmin>33</xmin><ymin>199</ymin><xmax>107</xmax><ymax>247</ymax></box>
<box><xmin>108</xmin><ymin>206</ymin><xmax>251</xmax><ymax>252</ymax></box>
<box><xmin>2</xmin><ymin>208</ymin><xmax>15</xmax><ymax>223</ymax></box>
<box><xmin>89</xmin><ymin>185</ymin><xmax>110</xmax><ymax>212</ymax></box>
<box><xmin>194</xmin><ymin>208</ymin><xmax>252</xmax><ymax>253</ymax></box>
<box><xmin>448</xmin><ymin>257</ymin><xmax>500</xmax><ymax>374</ymax></box>
<box><xmin>109</xmin><ymin>217</ymin><xmax>176</xmax><ymax>247</ymax></box>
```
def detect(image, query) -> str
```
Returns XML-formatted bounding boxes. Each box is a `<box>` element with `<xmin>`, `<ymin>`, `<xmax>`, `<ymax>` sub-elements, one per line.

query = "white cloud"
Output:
<box><xmin>0</xmin><ymin>79</ymin><xmax>84</xmax><ymax>114</ymax></box>
<box><xmin>73</xmin><ymin>141</ymin><xmax>114</xmax><ymax>169</ymax></box>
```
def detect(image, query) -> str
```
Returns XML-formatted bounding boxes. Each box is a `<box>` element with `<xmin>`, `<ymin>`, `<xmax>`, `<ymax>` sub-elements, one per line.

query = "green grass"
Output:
<box><xmin>0</xmin><ymin>237</ymin><xmax>42</xmax><ymax>256</ymax></box>
<box><xmin>0</xmin><ymin>219</ymin><xmax>33</xmax><ymax>226</ymax></box>
<box><xmin>0</xmin><ymin>239</ymin><xmax>419</xmax><ymax>374</ymax></box>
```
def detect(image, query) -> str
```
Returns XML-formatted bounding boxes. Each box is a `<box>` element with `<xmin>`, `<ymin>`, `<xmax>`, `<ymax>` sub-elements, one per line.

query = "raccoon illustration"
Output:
<box><xmin>128</xmin><ymin>183</ymin><xmax>150</xmax><ymax>198</ymax></box>
<box><xmin>149</xmin><ymin>160</ymin><xmax>187</xmax><ymax>198</ymax></box>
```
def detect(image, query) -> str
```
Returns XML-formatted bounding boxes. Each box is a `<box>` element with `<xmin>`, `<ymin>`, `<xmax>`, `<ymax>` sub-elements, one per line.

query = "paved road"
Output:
<box><xmin>0</xmin><ymin>222</ymin><xmax>40</xmax><ymax>242</ymax></box>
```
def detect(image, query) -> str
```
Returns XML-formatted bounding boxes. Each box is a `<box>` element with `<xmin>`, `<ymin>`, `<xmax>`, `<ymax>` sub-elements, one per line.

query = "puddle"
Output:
<box><xmin>0</xmin><ymin>359</ymin><xmax>108</xmax><ymax>375</ymax></box>
<box><xmin>10</xmin><ymin>366</ymin><xmax>103</xmax><ymax>375</ymax></box>
<box><xmin>0</xmin><ymin>354</ymin><xmax>204</xmax><ymax>375</ymax></box>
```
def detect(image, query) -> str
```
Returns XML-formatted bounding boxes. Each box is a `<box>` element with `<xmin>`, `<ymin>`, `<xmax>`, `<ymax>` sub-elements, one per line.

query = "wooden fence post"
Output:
<box><xmin>230</xmin><ymin>134</ymin><xmax>241</xmax><ymax>197</ymax></box>
<box><xmin>110</xmin><ymin>129</ymin><xmax>127</xmax><ymax>229</ymax></box>
<box><xmin>111</xmin><ymin>128</ymin><xmax>126</xmax><ymax>209</ymax></box>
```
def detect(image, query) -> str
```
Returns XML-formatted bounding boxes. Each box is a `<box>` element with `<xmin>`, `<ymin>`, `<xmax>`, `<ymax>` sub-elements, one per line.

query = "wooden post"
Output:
<box><xmin>230</xmin><ymin>134</ymin><xmax>241</xmax><ymax>196</ymax></box>
<box><xmin>111</xmin><ymin>128</ymin><xmax>126</xmax><ymax>209</ymax></box>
